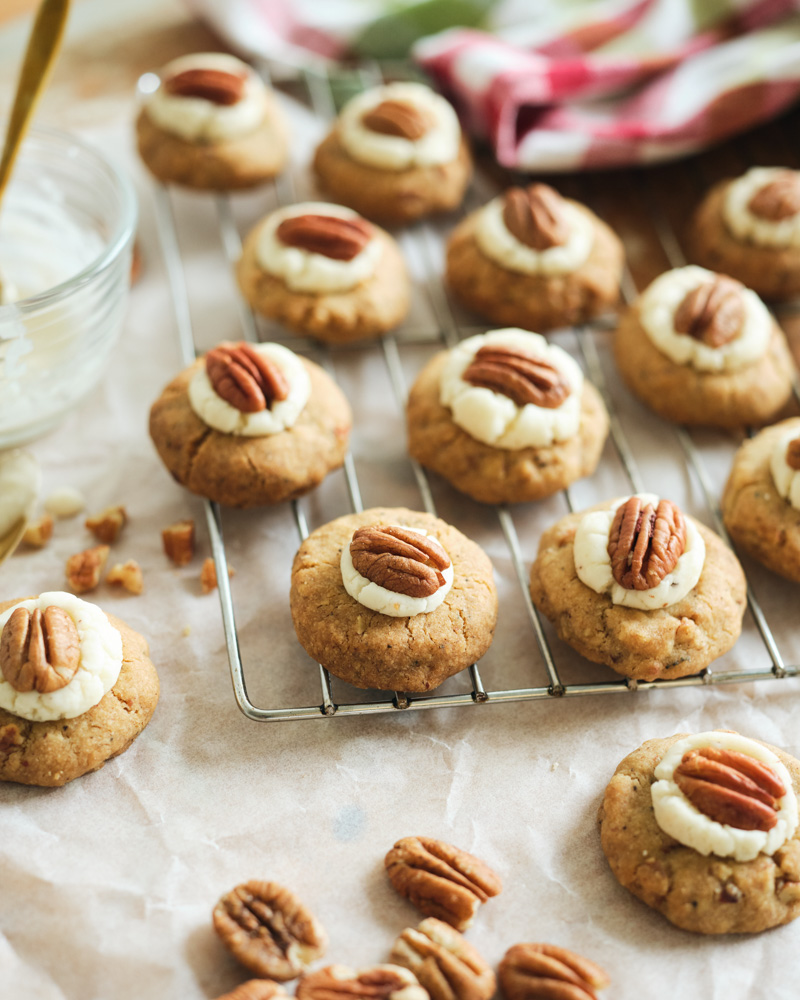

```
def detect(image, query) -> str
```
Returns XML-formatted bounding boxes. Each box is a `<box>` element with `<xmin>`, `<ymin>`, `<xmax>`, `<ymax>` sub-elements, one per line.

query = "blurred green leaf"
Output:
<box><xmin>352</xmin><ymin>0</ymin><xmax>497</xmax><ymax>60</ymax></box>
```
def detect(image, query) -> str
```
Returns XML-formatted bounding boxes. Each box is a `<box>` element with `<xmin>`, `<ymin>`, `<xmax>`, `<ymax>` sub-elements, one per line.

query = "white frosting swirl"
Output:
<box><xmin>770</xmin><ymin>422</ymin><xmax>800</xmax><ymax>511</ymax></box>
<box><xmin>340</xmin><ymin>526</ymin><xmax>453</xmax><ymax>618</ymax></box>
<box><xmin>652</xmin><ymin>731</ymin><xmax>798</xmax><ymax>862</ymax></box>
<box><xmin>474</xmin><ymin>196</ymin><xmax>594</xmax><ymax>275</ymax></box>
<box><xmin>0</xmin><ymin>592</ymin><xmax>123</xmax><ymax>722</ymax></box>
<box><xmin>573</xmin><ymin>492</ymin><xmax>705</xmax><ymax>611</ymax></box>
<box><xmin>145</xmin><ymin>53</ymin><xmax>270</xmax><ymax>144</ymax></box>
<box><xmin>638</xmin><ymin>266</ymin><xmax>772</xmax><ymax>372</ymax></box>
<box><xmin>338</xmin><ymin>82</ymin><xmax>461</xmax><ymax>171</ymax></box>
<box><xmin>723</xmin><ymin>167</ymin><xmax>800</xmax><ymax>249</ymax></box>
<box><xmin>189</xmin><ymin>342</ymin><xmax>310</xmax><ymax>436</ymax></box>
<box><xmin>439</xmin><ymin>329</ymin><xmax>583</xmax><ymax>450</ymax></box>
<box><xmin>254</xmin><ymin>202</ymin><xmax>381</xmax><ymax>294</ymax></box>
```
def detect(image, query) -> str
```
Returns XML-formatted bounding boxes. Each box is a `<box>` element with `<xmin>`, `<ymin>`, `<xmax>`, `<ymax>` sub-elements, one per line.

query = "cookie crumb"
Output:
<box><xmin>45</xmin><ymin>487</ymin><xmax>86</xmax><ymax>519</ymax></box>
<box><xmin>22</xmin><ymin>514</ymin><xmax>54</xmax><ymax>548</ymax></box>
<box><xmin>200</xmin><ymin>557</ymin><xmax>234</xmax><ymax>594</ymax></box>
<box><xmin>163</xmin><ymin>519</ymin><xmax>195</xmax><ymax>566</ymax></box>
<box><xmin>107</xmin><ymin>560</ymin><xmax>144</xmax><ymax>595</ymax></box>
<box><xmin>181</xmin><ymin>625</ymin><xmax>191</xmax><ymax>637</ymax></box>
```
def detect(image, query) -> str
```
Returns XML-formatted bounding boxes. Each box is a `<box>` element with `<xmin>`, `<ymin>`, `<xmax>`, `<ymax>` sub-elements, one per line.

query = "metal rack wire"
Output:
<box><xmin>148</xmin><ymin>64</ymin><xmax>799</xmax><ymax>722</ymax></box>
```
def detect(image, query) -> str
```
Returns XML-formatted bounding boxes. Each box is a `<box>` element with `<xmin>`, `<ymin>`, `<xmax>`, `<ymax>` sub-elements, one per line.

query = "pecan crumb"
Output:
<box><xmin>162</xmin><ymin>519</ymin><xmax>195</xmax><ymax>566</ymax></box>
<box><xmin>107</xmin><ymin>560</ymin><xmax>144</xmax><ymax>595</ymax></box>
<box><xmin>200</xmin><ymin>557</ymin><xmax>235</xmax><ymax>594</ymax></box>
<box><xmin>85</xmin><ymin>505</ymin><xmax>127</xmax><ymax>544</ymax></box>
<box><xmin>22</xmin><ymin>514</ymin><xmax>54</xmax><ymax>548</ymax></box>
<box><xmin>66</xmin><ymin>545</ymin><xmax>110</xmax><ymax>593</ymax></box>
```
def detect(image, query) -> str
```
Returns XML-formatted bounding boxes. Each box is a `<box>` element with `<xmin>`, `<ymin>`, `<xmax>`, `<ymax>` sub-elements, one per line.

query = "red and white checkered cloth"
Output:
<box><xmin>191</xmin><ymin>0</ymin><xmax>800</xmax><ymax>170</ymax></box>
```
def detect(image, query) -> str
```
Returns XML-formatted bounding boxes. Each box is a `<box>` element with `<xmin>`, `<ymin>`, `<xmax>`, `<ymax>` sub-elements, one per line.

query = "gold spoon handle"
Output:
<box><xmin>0</xmin><ymin>0</ymin><xmax>71</xmax><ymax>208</ymax></box>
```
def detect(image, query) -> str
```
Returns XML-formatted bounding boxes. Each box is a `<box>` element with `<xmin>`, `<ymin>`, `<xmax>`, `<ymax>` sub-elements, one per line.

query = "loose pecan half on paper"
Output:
<box><xmin>607</xmin><ymin>497</ymin><xmax>687</xmax><ymax>591</ymax></box>
<box><xmin>463</xmin><ymin>345</ymin><xmax>570</xmax><ymax>409</ymax></box>
<box><xmin>673</xmin><ymin>746</ymin><xmax>787</xmax><ymax>832</ymax></box>
<box><xmin>212</xmin><ymin>880</ymin><xmax>327</xmax><ymax>980</ymax></box>
<box><xmin>391</xmin><ymin>917</ymin><xmax>495</xmax><ymax>1000</ymax></box>
<box><xmin>206</xmin><ymin>342</ymin><xmax>290</xmax><ymax>414</ymax></box>
<box><xmin>0</xmin><ymin>606</ymin><xmax>81</xmax><ymax>694</ymax></box>
<box><xmin>297</xmin><ymin>965</ymin><xmax>428</xmax><ymax>1000</ymax></box>
<box><xmin>164</xmin><ymin>67</ymin><xmax>247</xmax><ymax>105</ymax></box>
<box><xmin>673</xmin><ymin>275</ymin><xmax>744</xmax><ymax>349</ymax></box>
<box><xmin>499</xmin><ymin>943</ymin><xmax>609</xmax><ymax>1000</ymax></box>
<box><xmin>276</xmin><ymin>215</ymin><xmax>373</xmax><ymax>261</ymax></box>
<box><xmin>748</xmin><ymin>171</ymin><xmax>800</xmax><ymax>221</ymax></box>
<box><xmin>503</xmin><ymin>184</ymin><xmax>569</xmax><ymax>250</ymax></box>
<box><xmin>385</xmin><ymin>836</ymin><xmax>501</xmax><ymax>931</ymax></box>
<box><xmin>362</xmin><ymin>100</ymin><xmax>435</xmax><ymax>140</ymax></box>
<box><xmin>350</xmin><ymin>526</ymin><xmax>451</xmax><ymax>599</ymax></box>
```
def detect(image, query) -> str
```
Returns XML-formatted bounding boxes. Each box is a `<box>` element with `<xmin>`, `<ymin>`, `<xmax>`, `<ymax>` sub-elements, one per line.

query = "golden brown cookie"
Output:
<box><xmin>149</xmin><ymin>352</ymin><xmax>351</xmax><ymax>508</ymax></box>
<box><xmin>687</xmin><ymin>178</ymin><xmax>800</xmax><ymax>301</ymax></box>
<box><xmin>236</xmin><ymin>213</ymin><xmax>410</xmax><ymax>344</ymax></box>
<box><xmin>406</xmin><ymin>350</ymin><xmax>609</xmax><ymax>504</ymax></box>
<box><xmin>0</xmin><ymin>602</ymin><xmax>159</xmax><ymax>787</ymax></box>
<box><xmin>599</xmin><ymin>733</ymin><xmax>800</xmax><ymax>934</ymax></box>
<box><xmin>722</xmin><ymin>418</ymin><xmax>800</xmax><ymax>581</ymax></box>
<box><xmin>614</xmin><ymin>303</ymin><xmax>795</xmax><ymax>429</ymax></box>
<box><xmin>446</xmin><ymin>200</ymin><xmax>623</xmax><ymax>333</ymax></box>
<box><xmin>290</xmin><ymin>507</ymin><xmax>497</xmax><ymax>692</ymax></box>
<box><xmin>529</xmin><ymin>500</ymin><xmax>746</xmax><ymax>681</ymax></box>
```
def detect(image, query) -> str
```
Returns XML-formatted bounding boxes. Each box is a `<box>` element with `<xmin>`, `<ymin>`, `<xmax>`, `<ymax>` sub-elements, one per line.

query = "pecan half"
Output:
<box><xmin>350</xmin><ymin>527</ymin><xmax>451</xmax><ymax>600</ymax></box>
<box><xmin>164</xmin><ymin>67</ymin><xmax>246</xmax><ymax>105</ymax></box>
<box><xmin>297</xmin><ymin>964</ymin><xmax>428</xmax><ymax>1000</ymax></box>
<box><xmin>463</xmin><ymin>345</ymin><xmax>570</xmax><ymax>409</ymax></box>
<box><xmin>607</xmin><ymin>497</ymin><xmax>687</xmax><ymax>591</ymax></box>
<box><xmin>276</xmin><ymin>215</ymin><xmax>372</xmax><ymax>261</ymax></box>
<box><xmin>385</xmin><ymin>836</ymin><xmax>502</xmax><ymax>932</ymax></box>
<box><xmin>215</xmin><ymin>982</ymin><xmax>288</xmax><ymax>1000</ymax></box>
<box><xmin>206</xmin><ymin>342</ymin><xmax>290</xmax><ymax>414</ymax></box>
<box><xmin>0</xmin><ymin>606</ymin><xmax>81</xmax><ymax>694</ymax></box>
<box><xmin>162</xmin><ymin>519</ymin><xmax>195</xmax><ymax>566</ymax></box>
<box><xmin>786</xmin><ymin>437</ymin><xmax>800</xmax><ymax>471</ymax></box>
<box><xmin>502</xmin><ymin>185</ymin><xmax>569</xmax><ymax>250</ymax></box>
<box><xmin>362</xmin><ymin>100</ymin><xmax>434</xmax><ymax>140</ymax></box>
<box><xmin>673</xmin><ymin>276</ymin><xmax>744</xmax><ymax>348</ymax></box>
<box><xmin>391</xmin><ymin>918</ymin><xmax>495</xmax><ymax>1000</ymax></box>
<box><xmin>747</xmin><ymin>171</ymin><xmax>800</xmax><ymax>221</ymax></box>
<box><xmin>212</xmin><ymin>880</ymin><xmax>327</xmax><ymax>980</ymax></box>
<box><xmin>674</xmin><ymin>746</ymin><xmax>787</xmax><ymax>832</ymax></box>
<box><xmin>499</xmin><ymin>944</ymin><xmax>610</xmax><ymax>1000</ymax></box>
<box><xmin>66</xmin><ymin>545</ymin><xmax>110</xmax><ymax>594</ymax></box>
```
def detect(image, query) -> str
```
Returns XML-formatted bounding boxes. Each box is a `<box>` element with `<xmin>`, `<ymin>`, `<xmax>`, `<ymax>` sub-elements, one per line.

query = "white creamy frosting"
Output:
<box><xmin>145</xmin><ymin>52</ymin><xmax>270</xmax><ymax>144</ymax></box>
<box><xmin>474</xmin><ymin>195</ymin><xmax>594</xmax><ymax>275</ymax></box>
<box><xmin>638</xmin><ymin>265</ymin><xmax>772</xmax><ymax>372</ymax></box>
<box><xmin>723</xmin><ymin>167</ymin><xmax>800</xmax><ymax>249</ymax></box>
<box><xmin>651</xmin><ymin>731</ymin><xmax>798</xmax><ymax>862</ymax></box>
<box><xmin>341</xmin><ymin>526</ymin><xmax>453</xmax><ymax>618</ymax></box>
<box><xmin>0</xmin><ymin>592</ymin><xmax>123</xmax><ymax>722</ymax></box>
<box><xmin>189</xmin><ymin>342</ymin><xmax>310</xmax><ymax>436</ymax></box>
<box><xmin>770</xmin><ymin>422</ymin><xmax>800</xmax><ymax>511</ymax></box>
<box><xmin>439</xmin><ymin>328</ymin><xmax>583</xmax><ymax>450</ymax></box>
<box><xmin>338</xmin><ymin>82</ymin><xmax>461</xmax><ymax>171</ymax></box>
<box><xmin>255</xmin><ymin>202</ymin><xmax>381</xmax><ymax>294</ymax></box>
<box><xmin>574</xmin><ymin>492</ymin><xmax>705</xmax><ymax>611</ymax></box>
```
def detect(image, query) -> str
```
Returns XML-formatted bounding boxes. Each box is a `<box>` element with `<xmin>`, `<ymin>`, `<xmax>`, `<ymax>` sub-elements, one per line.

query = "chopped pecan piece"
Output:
<box><xmin>502</xmin><ymin>185</ymin><xmax>569</xmax><ymax>250</ymax></box>
<box><xmin>463</xmin><ymin>345</ymin><xmax>570</xmax><ymax>409</ymax></box>
<box><xmin>212</xmin><ymin>880</ymin><xmax>327</xmax><ymax>980</ymax></box>
<box><xmin>22</xmin><ymin>514</ymin><xmax>53</xmax><ymax>548</ymax></box>
<box><xmin>200</xmin><ymin>556</ymin><xmax>235</xmax><ymax>594</ymax></box>
<box><xmin>0</xmin><ymin>606</ymin><xmax>80</xmax><ymax>694</ymax></box>
<box><xmin>748</xmin><ymin>171</ymin><xmax>800</xmax><ymax>221</ymax></box>
<box><xmin>362</xmin><ymin>100</ymin><xmax>434</xmax><ymax>139</ymax></box>
<box><xmin>66</xmin><ymin>545</ymin><xmax>110</xmax><ymax>594</ymax></box>
<box><xmin>499</xmin><ymin>943</ymin><xmax>609</xmax><ymax>1000</ymax></box>
<box><xmin>673</xmin><ymin>276</ymin><xmax>744</xmax><ymax>348</ymax></box>
<box><xmin>297</xmin><ymin>965</ymin><xmax>427</xmax><ymax>1000</ymax></box>
<box><xmin>786</xmin><ymin>438</ymin><xmax>800</xmax><ymax>471</ymax></box>
<box><xmin>276</xmin><ymin>214</ymin><xmax>373</xmax><ymax>261</ymax></box>
<box><xmin>163</xmin><ymin>519</ymin><xmax>196</xmax><ymax>566</ymax></box>
<box><xmin>215</xmin><ymin>982</ymin><xmax>288</xmax><ymax>1000</ymax></box>
<box><xmin>85</xmin><ymin>505</ymin><xmax>127</xmax><ymax>544</ymax></box>
<box><xmin>164</xmin><ymin>67</ymin><xmax>247</xmax><ymax>105</ymax></box>
<box><xmin>674</xmin><ymin>746</ymin><xmax>786</xmax><ymax>832</ymax></box>
<box><xmin>607</xmin><ymin>497</ymin><xmax>687</xmax><ymax>591</ymax></box>
<box><xmin>206</xmin><ymin>342</ymin><xmax>290</xmax><ymax>413</ymax></box>
<box><xmin>391</xmin><ymin>918</ymin><xmax>494</xmax><ymax>1000</ymax></box>
<box><xmin>107</xmin><ymin>560</ymin><xmax>144</xmax><ymax>595</ymax></box>
<box><xmin>350</xmin><ymin>526</ymin><xmax>451</xmax><ymax>599</ymax></box>
<box><xmin>385</xmin><ymin>836</ymin><xmax>502</xmax><ymax>931</ymax></box>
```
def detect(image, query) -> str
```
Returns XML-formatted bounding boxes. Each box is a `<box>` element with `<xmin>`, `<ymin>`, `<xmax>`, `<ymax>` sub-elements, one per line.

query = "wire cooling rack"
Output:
<box><xmin>147</xmin><ymin>61</ymin><xmax>800</xmax><ymax>722</ymax></box>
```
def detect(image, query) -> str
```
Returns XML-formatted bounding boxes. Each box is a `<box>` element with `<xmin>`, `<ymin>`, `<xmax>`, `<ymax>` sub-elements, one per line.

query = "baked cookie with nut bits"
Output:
<box><xmin>149</xmin><ymin>340</ymin><xmax>351</xmax><ymax>507</ymax></box>
<box><xmin>290</xmin><ymin>508</ymin><xmax>497</xmax><ymax>692</ymax></box>
<box><xmin>136</xmin><ymin>52</ymin><xmax>287</xmax><ymax>190</ymax></box>
<box><xmin>614</xmin><ymin>265</ymin><xmax>795</xmax><ymax>428</ymax></box>
<box><xmin>313</xmin><ymin>82</ymin><xmax>472</xmax><ymax>226</ymax></box>
<box><xmin>236</xmin><ymin>201</ymin><xmax>409</xmax><ymax>344</ymax></box>
<box><xmin>446</xmin><ymin>183</ymin><xmax>623</xmax><ymax>332</ymax></box>
<box><xmin>529</xmin><ymin>493</ymin><xmax>746</xmax><ymax>681</ymax></box>
<box><xmin>722</xmin><ymin>417</ymin><xmax>800</xmax><ymax>582</ymax></box>
<box><xmin>599</xmin><ymin>731</ymin><xmax>800</xmax><ymax>934</ymax></box>
<box><xmin>407</xmin><ymin>328</ymin><xmax>609</xmax><ymax>504</ymax></box>
<box><xmin>687</xmin><ymin>168</ymin><xmax>800</xmax><ymax>300</ymax></box>
<box><xmin>0</xmin><ymin>592</ymin><xmax>159</xmax><ymax>786</ymax></box>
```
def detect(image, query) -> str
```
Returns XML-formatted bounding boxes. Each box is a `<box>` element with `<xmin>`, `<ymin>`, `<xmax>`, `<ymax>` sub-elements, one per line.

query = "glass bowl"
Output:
<box><xmin>0</xmin><ymin>124</ymin><xmax>137</xmax><ymax>447</ymax></box>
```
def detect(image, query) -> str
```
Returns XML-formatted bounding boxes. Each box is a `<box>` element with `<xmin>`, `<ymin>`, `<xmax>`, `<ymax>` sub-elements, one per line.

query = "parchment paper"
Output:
<box><xmin>2</xmin><ymin>88</ymin><xmax>799</xmax><ymax>1000</ymax></box>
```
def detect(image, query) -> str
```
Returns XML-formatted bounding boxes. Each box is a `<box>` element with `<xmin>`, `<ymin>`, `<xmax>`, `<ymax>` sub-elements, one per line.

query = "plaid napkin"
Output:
<box><xmin>190</xmin><ymin>0</ymin><xmax>800</xmax><ymax>170</ymax></box>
